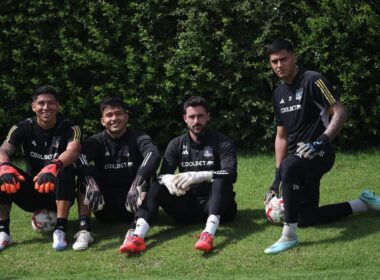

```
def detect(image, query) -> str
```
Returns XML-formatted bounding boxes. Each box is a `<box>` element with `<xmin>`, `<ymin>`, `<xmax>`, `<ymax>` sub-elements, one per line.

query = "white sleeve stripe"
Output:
<box><xmin>141</xmin><ymin>152</ymin><xmax>152</xmax><ymax>167</ymax></box>
<box><xmin>79</xmin><ymin>154</ymin><xmax>89</xmax><ymax>165</ymax></box>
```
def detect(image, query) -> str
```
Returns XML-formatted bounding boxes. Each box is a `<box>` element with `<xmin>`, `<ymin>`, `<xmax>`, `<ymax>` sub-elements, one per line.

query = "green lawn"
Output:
<box><xmin>1</xmin><ymin>150</ymin><xmax>380</xmax><ymax>279</ymax></box>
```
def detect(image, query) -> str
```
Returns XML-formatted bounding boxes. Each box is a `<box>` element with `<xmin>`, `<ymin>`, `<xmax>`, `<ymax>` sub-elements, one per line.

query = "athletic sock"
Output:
<box><xmin>349</xmin><ymin>199</ymin><xmax>369</xmax><ymax>213</ymax></box>
<box><xmin>0</xmin><ymin>219</ymin><xmax>10</xmax><ymax>235</ymax></box>
<box><xmin>281</xmin><ymin>222</ymin><xmax>298</xmax><ymax>239</ymax></box>
<box><xmin>134</xmin><ymin>218</ymin><xmax>150</xmax><ymax>238</ymax></box>
<box><xmin>55</xmin><ymin>218</ymin><xmax>67</xmax><ymax>232</ymax></box>
<box><xmin>79</xmin><ymin>215</ymin><xmax>91</xmax><ymax>231</ymax></box>
<box><xmin>203</xmin><ymin>214</ymin><xmax>220</xmax><ymax>236</ymax></box>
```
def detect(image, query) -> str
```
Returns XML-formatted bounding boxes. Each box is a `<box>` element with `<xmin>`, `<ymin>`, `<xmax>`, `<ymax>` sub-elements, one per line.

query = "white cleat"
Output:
<box><xmin>73</xmin><ymin>230</ymin><xmax>94</xmax><ymax>251</ymax></box>
<box><xmin>0</xmin><ymin>232</ymin><xmax>12</xmax><ymax>251</ymax></box>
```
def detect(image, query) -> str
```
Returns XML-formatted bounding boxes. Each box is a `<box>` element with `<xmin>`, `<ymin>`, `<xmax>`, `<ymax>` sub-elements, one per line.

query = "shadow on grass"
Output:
<box><xmin>200</xmin><ymin>208</ymin><xmax>266</xmax><ymax>258</ymax></box>
<box><xmin>73</xmin><ymin>207</ymin><xmax>267</xmax><ymax>256</ymax></box>
<box><xmin>10</xmin><ymin>234</ymin><xmax>52</xmax><ymax>247</ymax></box>
<box><xmin>300</xmin><ymin>211</ymin><xmax>380</xmax><ymax>247</ymax></box>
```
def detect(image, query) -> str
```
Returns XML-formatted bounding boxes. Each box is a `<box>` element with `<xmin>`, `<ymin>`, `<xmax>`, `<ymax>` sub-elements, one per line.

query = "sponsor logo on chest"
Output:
<box><xmin>279</xmin><ymin>88</ymin><xmax>303</xmax><ymax>114</ymax></box>
<box><xmin>104</xmin><ymin>162</ymin><xmax>133</xmax><ymax>169</ymax></box>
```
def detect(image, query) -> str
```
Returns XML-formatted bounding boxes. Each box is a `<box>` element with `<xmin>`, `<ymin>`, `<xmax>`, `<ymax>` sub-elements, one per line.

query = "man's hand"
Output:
<box><xmin>33</xmin><ymin>159</ymin><xmax>63</xmax><ymax>193</ymax></box>
<box><xmin>173</xmin><ymin>171</ymin><xmax>213</xmax><ymax>189</ymax></box>
<box><xmin>296</xmin><ymin>134</ymin><xmax>329</xmax><ymax>160</ymax></box>
<box><xmin>264</xmin><ymin>168</ymin><xmax>281</xmax><ymax>206</ymax></box>
<box><xmin>84</xmin><ymin>176</ymin><xmax>105</xmax><ymax>212</ymax></box>
<box><xmin>159</xmin><ymin>174</ymin><xmax>187</xmax><ymax>196</ymax></box>
<box><xmin>126</xmin><ymin>175</ymin><xmax>147</xmax><ymax>213</ymax></box>
<box><xmin>0</xmin><ymin>162</ymin><xmax>25</xmax><ymax>194</ymax></box>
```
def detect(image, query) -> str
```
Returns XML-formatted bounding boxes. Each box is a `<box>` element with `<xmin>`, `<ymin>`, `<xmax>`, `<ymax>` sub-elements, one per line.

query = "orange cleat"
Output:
<box><xmin>119</xmin><ymin>235</ymin><xmax>146</xmax><ymax>254</ymax></box>
<box><xmin>195</xmin><ymin>232</ymin><xmax>214</xmax><ymax>252</ymax></box>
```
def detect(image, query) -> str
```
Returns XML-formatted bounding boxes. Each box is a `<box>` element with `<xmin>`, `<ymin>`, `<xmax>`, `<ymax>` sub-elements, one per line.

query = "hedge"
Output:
<box><xmin>1</xmin><ymin>0</ymin><xmax>379</xmax><ymax>151</ymax></box>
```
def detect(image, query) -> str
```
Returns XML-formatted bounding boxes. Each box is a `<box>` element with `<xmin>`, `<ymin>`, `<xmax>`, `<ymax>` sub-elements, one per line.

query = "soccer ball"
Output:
<box><xmin>31</xmin><ymin>209</ymin><xmax>57</xmax><ymax>232</ymax></box>
<box><xmin>265</xmin><ymin>196</ymin><xmax>284</xmax><ymax>224</ymax></box>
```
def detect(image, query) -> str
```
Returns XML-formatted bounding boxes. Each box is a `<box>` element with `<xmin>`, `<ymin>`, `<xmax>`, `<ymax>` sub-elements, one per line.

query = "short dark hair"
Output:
<box><xmin>267</xmin><ymin>38</ymin><xmax>295</xmax><ymax>56</ymax></box>
<box><xmin>32</xmin><ymin>85</ymin><xmax>59</xmax><ymax>101</ymax></box>
<box><xmin>99</xmin><ymin>97</ymin><xmax>127</xmax><ymax>115</ymax></box>
<box><xmin>183</xmin><ymin>96</ymin><xmax>209</xmax><ymax>114</ymax></box>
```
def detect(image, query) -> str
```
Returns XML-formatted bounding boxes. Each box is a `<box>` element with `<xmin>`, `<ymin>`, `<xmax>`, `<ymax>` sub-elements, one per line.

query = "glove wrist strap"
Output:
<box><xmin>51</xmin><ymin>159</ymin><xmax>64</xmax><ymax>169</ymax></box>
<box><xmin>317</xmin><ymin>133</ymin><xmax>330</xmax><ymax>146</ymax></box>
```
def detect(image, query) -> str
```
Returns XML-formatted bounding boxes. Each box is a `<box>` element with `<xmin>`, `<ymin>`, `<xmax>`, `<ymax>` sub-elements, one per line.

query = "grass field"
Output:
<box><xmin>1</xmin><ymin>150</ymin><xmax>380</xmax><ymax>279</ymax></box>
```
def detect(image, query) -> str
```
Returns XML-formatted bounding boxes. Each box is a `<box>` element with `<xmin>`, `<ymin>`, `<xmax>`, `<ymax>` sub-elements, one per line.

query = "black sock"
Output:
<box><xmin>79</xmin><ymin>215</ymin><xmax>91</xmax><ymax>231</ymax></box>
<box><xmin>0</xmin><ymin>219</ymin><xmax>10</xmax><ymax>235</ymax></box>
<box><xmin>55</xmin><ymin>218</ymin><xmax>67</xmax><ymax>232</ymax></box>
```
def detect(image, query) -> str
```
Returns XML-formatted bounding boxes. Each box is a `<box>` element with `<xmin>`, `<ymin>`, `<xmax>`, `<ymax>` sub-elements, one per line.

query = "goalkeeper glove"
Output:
<box><xmin>173</xmin><ymin>171</ymin><xmax>213</xmax><ymax>189</ymax></box>
<box><xmin>159</xmin><ymin>174</ymin><xmax>187</xmax><ymax>196</ymax></box>
<box><xmin>296</xmin><ymin>134</ymin><xmax>330</xmax><ymax>160</ymax></box>
<box><xmin>33</xmin><ymin>159</ymin><xmax>63</xmax><ymax>193</ymax></box>
<box><xmin>126</xmin><ymin>175</ymin><xmax>147</xmax><ymax>213</ymax></box>
<box><xmin>0</xmin><ymin>162</ymin><xmax>25</xmax><ymax>194</ymax></box>
<box><xmin>264</xmin><ymin>168</ymin><xmax>281</xmax><ymax>205</ymax></box>
<box><xmin>83</xmin><ymin>176</ymin><xmax>105</xmax><ymax>212</ymax></box>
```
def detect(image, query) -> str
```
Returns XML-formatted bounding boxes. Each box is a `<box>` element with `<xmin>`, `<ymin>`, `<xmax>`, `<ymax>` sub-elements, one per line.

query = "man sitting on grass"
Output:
<box><xmin>0</xmin><ymin>85</ymin><xmax>81</xmax><ymax>251</ymax></box>
<box><xmin>120</xmin><ymin>96</ymin><xmax>238</xmax><ymax>254</ymax></box>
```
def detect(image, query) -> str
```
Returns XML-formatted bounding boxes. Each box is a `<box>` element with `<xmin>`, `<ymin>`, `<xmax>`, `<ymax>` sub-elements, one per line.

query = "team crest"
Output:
<box><xmin>52</xmin><ymin>137</ymin><xmax>60</xmax><ymax>149</ymax></box>
<box><xmin>296</xmin><ymin>88</ymin><xmax>303</xmax><ymax>100</ymax></box>
<box><xmin>203</xmin><ymin>147</ymin><xmax>213</xmax><ymax>157</ymax></box>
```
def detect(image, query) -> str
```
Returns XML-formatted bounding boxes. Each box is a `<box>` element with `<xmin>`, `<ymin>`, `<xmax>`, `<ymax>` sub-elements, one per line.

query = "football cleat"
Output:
<box><xmin>52</xmin><ymin>229</ymin><xmax>67</xmax><ymax>251</ymax></box>
<box><xmin>0</xmin><ymin>232</ymin><xmax>12</xmax><ymax>251</ymax></box>
<box><xmin>264</xmin><ymin>236</ymin><xmax>299</xmax><ymax>254</ymax></box>
<box><xmin>359</xmin><ymin>189</ymin><xmax>380</xmax><ymax>211</ymax></box>
<box><xmin>119</xmin><ymin>234</ymin><xmax>146</xmax><ymax>254</ymax></box>
<box><xmin>72</xmin><ymin>230</ymin><xmax>94</xmax><ymax>251</ymax></box>
<box><xmin>195</xmin><ymin>232</ymin><xmax>214</xmax><ymax>252</ymax></box>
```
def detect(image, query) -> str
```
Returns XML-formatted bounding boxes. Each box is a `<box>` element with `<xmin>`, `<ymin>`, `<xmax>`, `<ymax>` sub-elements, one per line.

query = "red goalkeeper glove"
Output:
<box><xmin>0</xmin><ymin>162</ymin><xmax>25</xmax><ymax>194</ymax></box>
<box><xmin>33</xmin><ymin>159</ymin><xmax>63</xmax><ymax>193</ymax></box>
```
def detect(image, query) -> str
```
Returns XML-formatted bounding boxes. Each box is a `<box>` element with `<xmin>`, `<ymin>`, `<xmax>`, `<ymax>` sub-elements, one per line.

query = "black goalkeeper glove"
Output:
<box><xmin>83</xmin><ymin>176</ymin><xmax>105</xmax><ymax>212</ymax></box>
<box><xmin>126</xmin><ymin>175</ymin><xmax>148</xmax><ymax>213</ymax></box>
<box><xmin>296</xmin><ymin>134</ymin><xmax>330</xmax><ymax>160</ymax></box>
<box><xmin>264</xmin><ymin>168</ymin><xmax>281</xmax><ymax>205</ymax></box>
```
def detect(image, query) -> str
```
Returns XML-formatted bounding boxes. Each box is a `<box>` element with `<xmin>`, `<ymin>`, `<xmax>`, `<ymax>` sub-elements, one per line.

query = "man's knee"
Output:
<box><xmin>280</xmin><ymin>156</ymin><xmax>303</xmax><ymax>183</ymax></box>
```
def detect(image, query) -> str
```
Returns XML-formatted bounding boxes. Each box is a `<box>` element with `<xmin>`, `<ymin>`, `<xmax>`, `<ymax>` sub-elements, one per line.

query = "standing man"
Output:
<box><xmin>0</xmin><ymin>85</ymin><xmax>81</xmax><ymax>251</ymax></box>
<box><xmin>74</xmin><ymin>97</ymin><xmax>160</xmax><ymax>251</ymax></box>
<box><xmin>120</xmin><ymin>96</ymin><xmax>238</xmax><ymax>253</ymax></box>
<box><xmin>264</xmin><ymin>39</ymin><xmax>380</xmax><ymax>254</ymax></box>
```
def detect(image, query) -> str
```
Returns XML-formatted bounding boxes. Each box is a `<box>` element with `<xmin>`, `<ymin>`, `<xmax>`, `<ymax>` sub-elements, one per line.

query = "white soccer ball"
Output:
<box><xmin>31</xmin><ymin>209</ymin><xmax>57</xmax><ymax>232</ymax></box>
<box><xmin>265</xmin><ymin>196</ymin><xmax>285</xmax><ymax>224</ymax></box>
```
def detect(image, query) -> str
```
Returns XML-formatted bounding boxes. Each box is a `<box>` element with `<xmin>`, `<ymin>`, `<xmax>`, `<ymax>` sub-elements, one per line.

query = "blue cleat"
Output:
<box><xmin>52</xmin><ymin>229</ymin><xmax>67</xmax><ymax>251</ymax></box>
<box><xmin>264</xmin><ymin>237</ymin><xmax>299</xmax><ymax>254</ymax></box>
<box><xmin>360</xmin><ymin>189</ymin><xmax>380</xmax><ymax>212</ymax></box>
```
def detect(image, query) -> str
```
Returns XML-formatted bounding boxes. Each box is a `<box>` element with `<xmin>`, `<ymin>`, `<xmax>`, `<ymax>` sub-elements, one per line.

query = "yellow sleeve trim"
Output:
<box><xmin>4</xmin><ymin>125</ymin><xmax>18</xmax><ymax>143</ymax></box>
<box><xmin>72</xmin><ymin>126</ymin><xmax>82</xmax><ymax>143</ymax></box>
<box><xmin>315</xmin><ymin>79</ymin><xmax>336</xmax><ymax>105</ymax></box>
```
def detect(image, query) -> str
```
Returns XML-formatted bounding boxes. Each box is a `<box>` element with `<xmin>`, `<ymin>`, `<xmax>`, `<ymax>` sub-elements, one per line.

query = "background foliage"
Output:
<box><xmin>1</xmin><ymin>0</ymin><xmax>379</xmax><ymax>151</ymax></box>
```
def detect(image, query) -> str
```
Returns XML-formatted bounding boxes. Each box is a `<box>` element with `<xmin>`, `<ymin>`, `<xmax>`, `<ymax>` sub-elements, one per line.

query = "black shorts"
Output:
<box><xmin>92</xmin><ymin>186</ymin><xmax>135</xmax><ymax>223</ymax></box>
<box><xmin>0</xmin><ymin>165</ymin><xmax>76</xmax><ymax>213</ymax></box>
<box><xmin>159</xmin><ymin>181</ymin><xmax>237</xmax><ymax>224</ymax></box>
<box><xmin>77</xmin><ymin>166</ymin><xmax>135</xmax><ymax>223</ymax></box>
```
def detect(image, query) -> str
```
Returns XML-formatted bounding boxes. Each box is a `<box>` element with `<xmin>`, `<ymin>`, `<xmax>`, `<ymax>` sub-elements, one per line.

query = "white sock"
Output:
<box><xmin>203</xmin><ymin>215</ymin><xmax>220</xmax><ymax>236</ymax></box>
<box><xmin>134</xmin><ymin>218</ymin><xmax>150</xmax><ymax>238</ymax></box>
<box><xmin>349</xmin><ymin>199</ymin><xmax>369</xmax><ymax>213</ymax></box>
<box><xmin>281</xmin><ymin>222</ymin><xmax>298</xmax><ymax>239</ymax></box>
